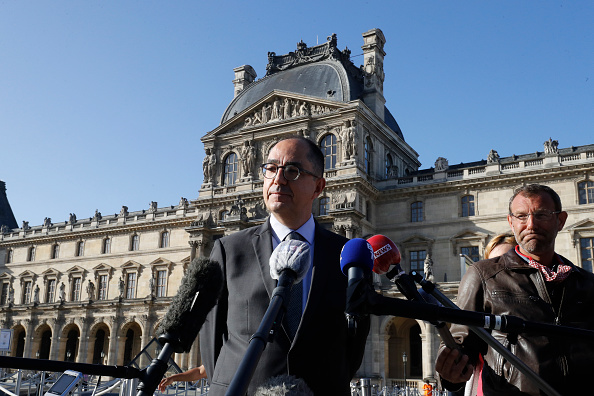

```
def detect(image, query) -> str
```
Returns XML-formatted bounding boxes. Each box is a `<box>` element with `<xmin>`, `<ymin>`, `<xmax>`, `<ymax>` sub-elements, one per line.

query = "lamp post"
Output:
<box><xmin>66</xmin><ymin>350</ymin><xmax>71</xmax><ymax>362</ymax></box>
<box><xmin>100</xmin><ymin>351</ymin><xmax>105</xmax><ymax>365</ymax></box>
<box><xmin>36</xmin><ymin>350</ymin><xmax>40</xmax><ymax>359</ymax></box>
<box><xmin>402</xmin><ymin>352</ymin><xmax>408</xmax><ymax>396</ymax></box>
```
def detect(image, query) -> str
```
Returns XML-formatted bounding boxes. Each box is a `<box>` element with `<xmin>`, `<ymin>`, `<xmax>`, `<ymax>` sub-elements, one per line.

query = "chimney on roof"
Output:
<box><xmin>232</xmin><ymin>65</ymin><xmax>257</xmax><ymax>98</ymax></box>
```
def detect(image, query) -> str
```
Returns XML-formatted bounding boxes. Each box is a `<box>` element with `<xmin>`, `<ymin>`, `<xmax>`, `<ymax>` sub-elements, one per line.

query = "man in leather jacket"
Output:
<box><xmin>436</xmin><ymin>184</ymin><xmax>594</xmax><ymax>395</ymax></box>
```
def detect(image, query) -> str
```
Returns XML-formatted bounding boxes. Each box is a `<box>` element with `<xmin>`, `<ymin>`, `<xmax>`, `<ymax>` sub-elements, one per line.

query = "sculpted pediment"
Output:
<box><xmin>66</xmin><ymin>265</ymin><xmax>86</xmax><ymax>275</ymax></box>
<box><xmin>567</xmin><ymin>218</ymin><xmax>594</xmax><ymax>230</ymax></box>
<box><xmin>204</xmin><ymin>91</ymin><xmax>345</xmax><ymax>139</ymax></box>
<box><xmin>40</xmin><ymin>268</ymin><xmax>60</xmax><ymax>277</ymax></box>
<box><xmin>121</xmin><ymin>260</ymin><xmax>142</xmax><ymax>270</ymax></box>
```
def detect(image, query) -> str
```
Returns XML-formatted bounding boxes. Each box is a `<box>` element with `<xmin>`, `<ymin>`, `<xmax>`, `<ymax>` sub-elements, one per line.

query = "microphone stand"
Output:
<box><xmin>409</xmin><ymin>272</ymin><xmax>562</xmax><ymax>396</ymax></box>
<box><xmin>226</xmin><ymin>272</ymin><xmax>295</xmax><ymax>396</ymax></box>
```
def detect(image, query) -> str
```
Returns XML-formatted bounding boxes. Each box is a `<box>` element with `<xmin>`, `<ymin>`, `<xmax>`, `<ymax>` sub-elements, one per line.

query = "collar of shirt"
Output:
<box><xmin>270</xmin><ymin>214</ymin><xmax>315</xmax><ymax>248</ymax></box>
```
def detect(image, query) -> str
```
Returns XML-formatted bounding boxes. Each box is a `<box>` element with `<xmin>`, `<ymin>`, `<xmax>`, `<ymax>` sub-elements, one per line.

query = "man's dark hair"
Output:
<box><xmin>276</xmin><ymin>135</ymin><xmax>325</xmax><ymax>177</ymax></box>
<box><xmin>509</xmin><ymin>184</ymin><xmax>563</xmax><ymax>213</ymax></box>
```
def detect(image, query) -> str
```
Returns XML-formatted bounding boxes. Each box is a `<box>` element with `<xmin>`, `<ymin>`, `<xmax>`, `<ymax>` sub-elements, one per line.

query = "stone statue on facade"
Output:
<box><xmin>149</xmin><ymin>274</ymin><xmax>155</xmax><ymax>298</ymax></box>
<box><xmin>1</xmin><ymin>225</ymin><xmax>8</xmax><ymax>234</ymax></box>
<box><xmin>339</xmin><ymin>119</ymin><xmax>357</xmax><ymax>161</ymax></box>
<box><xmin>22</xmin><ymin>221</ymin><xmax>29</xmax><ymax>230</ymax></box>
<box><xmin>434</xmin><ymin>157</ymin><xmax>449</xmax><ymax>172</ymax></box>
<box><xmin>93</xmin><ymin>210</ymin><xmax>102</xmax><ymax>221</ymax></box>
<box><xmin>241</xmin><ymin>140</ymin><xmax>257</xmax><ymax>177</ymax></box>
<box><xmin>43</xmin><ymin>217</ymin><xmax>52</xmax><ymax>228</ymax></box>
<box><xmin>59</xmin><ymin>282</ymin><xmax>66</xmax><ymax>303</ymax></box>
<box><xmin>178</xmin><ymin>197</ymin><xmax>188</xmax><ymax>208</ymax></box>
<box><xmin>119</xmin><ymin>277</ymin><xmax>125</xmax><ymax>298</ymax></box>
<box><xmin>487</xmin><ymin>149</ymin><xmax>500</xmax><ymax>164</ymax></box>
<box><xmin>33</xmin><ymin>285</ymin><xmax>40</xmax><ymax>304</ymax></box>
<box><xmin>544</xmin><ymin>137</ymin><xmax>559</xmax><ymax>154</ymax></box>
<box><xmin>424</xmin><ymin>254</ymin><xmax>435</xmax><ymax>283</ymax></box>
<box><xmin>87</xmin><ymin>281</ymin><xmax>95</xmax><ymax>300</ymax></box>
<box><xmin>119</xmin><ymin>206</ymin><xmax>129</xmax><ymax>217</ymax></box>
<box><xmin>271</xmin><ymin>98</ymin><xmax>281</xmax><ymax>120</ymax></box>
<box><xmin>8</xmin><ymin>286</ymin><xmax>14</xmax><ymax>304</ymax></box>
<box><xmin>149</xmin><ymin>201</ymin><xmax>158</xmax><ymax>213</ymax></box>
<box><xmin>203</xmin><ymin>148</ymin><xmax>217</xmax><ymax>183</ymax></box>
<box><xmin>69</xmin><ymin>213</ymin><xmax>77</xmax><ymax>224</ymax></box>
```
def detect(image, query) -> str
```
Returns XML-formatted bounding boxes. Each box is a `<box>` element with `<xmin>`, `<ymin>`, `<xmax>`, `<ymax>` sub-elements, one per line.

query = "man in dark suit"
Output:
<box><xmin>200</xmin><ymin>136</ymin><xmax>369</xmax><ymax>395</ymax></box>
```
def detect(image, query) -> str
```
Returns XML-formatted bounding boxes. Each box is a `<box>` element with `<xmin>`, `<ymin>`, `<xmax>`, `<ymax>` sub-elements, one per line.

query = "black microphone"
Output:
<box><xmin>226</xmin><ymin>240</ymin><xmax>310</xmax><ymax>396</ymax></box>
<box><xmin>136</xmin><ymin>257</ymin><xmax>223</xmax><ymax>396</ymax></box>
<box><xmin>340</xmin><ymin>238</ymin><xmax>374</xmax><ymax>332</ymax></box>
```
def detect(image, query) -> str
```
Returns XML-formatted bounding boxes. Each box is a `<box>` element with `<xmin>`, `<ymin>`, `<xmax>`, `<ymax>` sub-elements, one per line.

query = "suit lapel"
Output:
<box><xmin>253</xmin><ymin>218</ymin><xmax>276</xmax><ymax>298</ymax></box>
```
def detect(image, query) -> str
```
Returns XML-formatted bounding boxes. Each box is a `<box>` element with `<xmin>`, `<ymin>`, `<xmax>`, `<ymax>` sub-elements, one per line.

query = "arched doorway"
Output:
<box><xmin>385</xmin><ymin>317</ymin><xmax>424</xmax><ymax>380</ymax></box>
<box><xmin>89</xmin><ymin>323</ymin><xmax>110</xmax><ymax>365</ymax></box>
<box><xmin>13</xmin><ymin>326</ymin><xmax>25</xmax><ymax>357</ymax></box>
<box><xmin>39</xmin><ymin>329</ymin><xmax>51</xmax><ymax>359</ymax></box>
<box><xmin>120</xmin><ymin>322</ymin><xmax>142</xmax><ymax>366</ymax></box>
<box><xmin>65</xmin><ymin>329</ymin><xmax>79</xmax><ymax>362</ymax></box>
<box><xmin>92</xmin><ymin>329</ymin><xmax>106</xmax><ymax>364</ymax></box>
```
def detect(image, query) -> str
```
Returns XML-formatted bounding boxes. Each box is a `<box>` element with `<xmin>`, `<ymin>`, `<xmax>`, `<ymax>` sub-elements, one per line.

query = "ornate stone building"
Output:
<box><xmin>1</xmin><ymin>29</ymin><xmax>594</xmax><ymax>386</ymax></box>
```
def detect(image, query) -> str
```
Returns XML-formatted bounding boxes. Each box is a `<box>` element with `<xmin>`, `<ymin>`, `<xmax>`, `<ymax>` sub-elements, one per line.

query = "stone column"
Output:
<box><xmin>422</xmin><ymin>323</ymin><xmax>439</xmax><ymax>381</ymax></box>
<box><xmin>49</xmin><ymin>319</ymin><xmax>61</xmax><ymax>360</ymax></box>
<box><xmin>77</xmin><ymin>318</ymin><xmax>91</xmax><ymax>363</ymax></box>
<box><xmin>24</xmin><ymin>319</ymin><xmax>34</xmax><ymax>358</ymax></box>
<box><xmin>107</xmin><ymin>317</ymin><xmax>120</xmax><ymax>366</ymax></box>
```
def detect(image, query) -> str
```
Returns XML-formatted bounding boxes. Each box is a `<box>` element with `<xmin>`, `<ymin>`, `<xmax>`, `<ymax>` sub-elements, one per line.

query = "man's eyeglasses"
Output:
<box><xmin>260</xmin><ymin>163</ymin><xmax>320</xmax><ymax>181</ymax></box>
<box><xmin>509</xmin><ymin>211</ymin><xmax>560</xmax><ymax>223</ymax></box>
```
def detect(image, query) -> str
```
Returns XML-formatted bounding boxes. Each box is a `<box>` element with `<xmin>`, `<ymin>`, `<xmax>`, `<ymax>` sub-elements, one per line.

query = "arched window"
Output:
<box><xmin>364</xmin><ymin>136</ymin><xmax>373</xmax><ymax>175</ymax></box>
<box><xmin>578</xmin><ymin>181</ymin><xmax>594</xmax><ymax>204</ymax></box>
<box><xmin>320</xmin><ymin>134</ymin><xmax>337</xmax><ymax>169</ymax></box>
<box><xmin>411</xmin><ymin>201</ymin><xmax>423</xmax><ymax>222</ymax></box>
<box><xmin>319</xmin><ymin>197</ymin><xmax>330</xmax><ymax>216</ymax></box>
<box><xmin>223</xmin><ymin>153</ymin><xmax>239</xmax><ymax>186</ymax></box>
<box><xmin>160</xmin><ymin>231</ymin><xmax>170</xmax><ymax>248</ymax></box>
<box><xmin>220</xmin><ymin>210</ymin><xmax>229</xmax><ymax>222</ymax></box>
<box><xmin>409</xmin><ymin>324</ymin><xmax>423</xmax><ymax>377</ymax></box>
<box><xmin>461</xmin><ymin>195</ymin><xmax>475</xmax><ymax>217</ymax></box>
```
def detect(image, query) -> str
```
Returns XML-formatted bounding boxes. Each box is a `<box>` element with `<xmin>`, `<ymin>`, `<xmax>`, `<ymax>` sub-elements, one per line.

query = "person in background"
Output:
<box><xmin>437</xmin><ymin>184</ymin><xmax>594</xmax><ymax>395</ymax></box>
<box><xmin>158</xmin><ymin>366</ymin><xmax>206</xmax><ymax>392</ymax></box>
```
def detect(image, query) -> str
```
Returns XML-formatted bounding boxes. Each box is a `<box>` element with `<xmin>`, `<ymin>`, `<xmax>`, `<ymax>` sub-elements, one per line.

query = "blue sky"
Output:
<box><xmin>2</xmin><ymin>1</ymin><xmax>593</xmax><ymax>226</ymax></box>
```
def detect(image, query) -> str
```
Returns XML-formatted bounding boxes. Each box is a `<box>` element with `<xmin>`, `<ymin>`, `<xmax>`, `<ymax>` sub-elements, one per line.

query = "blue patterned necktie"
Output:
<box><xmin>283</xmin><ymin>231</ymin><xmax>306</xmax><ymax>339</ymax></box>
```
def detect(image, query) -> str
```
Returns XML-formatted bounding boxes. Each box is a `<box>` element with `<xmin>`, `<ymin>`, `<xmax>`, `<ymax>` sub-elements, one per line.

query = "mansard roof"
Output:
<box><xmin>219</xmin><ymin>34</ymin><xmax>404</xmax><ymax>140</ymax></box>
<box><xmin>222</xmin><ymin>60</ymin><xmax>362</xmax><ymax>124</ymax></box>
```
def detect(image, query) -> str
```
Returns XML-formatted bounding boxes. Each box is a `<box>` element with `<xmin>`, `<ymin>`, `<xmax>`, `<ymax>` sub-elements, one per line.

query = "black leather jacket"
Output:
<box><xmin>443</xmin><ymin>249</ymin><xmax>594</xmax><ymax>396</ymax></box>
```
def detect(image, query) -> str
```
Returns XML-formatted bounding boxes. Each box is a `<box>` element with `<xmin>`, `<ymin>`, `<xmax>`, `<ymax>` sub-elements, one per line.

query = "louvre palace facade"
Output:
<box><xmin>1</xmin><ymin>28</ymin><xmax>594</xmax><ymax>385</ymax></box>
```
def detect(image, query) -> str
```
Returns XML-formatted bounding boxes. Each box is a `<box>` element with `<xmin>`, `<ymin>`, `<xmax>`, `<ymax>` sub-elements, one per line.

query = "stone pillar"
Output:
<box><xmin>422</xmin><ymin>323</ymin><xmax>439</xmax><ymax>381</ymax></box>
<box><xmin>24</xmin><ymin>319</ymin><xmax>34</xmax><ymax>358</ymax></box>
<box><xmin>361</xmin><ymin>28</ymin><xmax>386</xmax><ymax>120</ymax></box>
<box><xmin>49</xmin><ymin>319</ymin><xmax>60</xmax><ymax>360</ymax></box>
<box><xmin>77</xmin><ymin>318</ymin><xmax>91</xmax><ymax>363</ymax></box>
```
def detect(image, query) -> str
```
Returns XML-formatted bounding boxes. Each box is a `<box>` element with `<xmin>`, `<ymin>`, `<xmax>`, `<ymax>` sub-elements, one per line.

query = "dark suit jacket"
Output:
<box><xmin>199</xmin><ymin>218</ymin><xmax>369</xmax><ymax>395</ymax></box>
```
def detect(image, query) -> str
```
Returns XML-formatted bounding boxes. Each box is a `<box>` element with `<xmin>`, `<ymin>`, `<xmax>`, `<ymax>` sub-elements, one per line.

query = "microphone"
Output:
<box><xmin>137</xmin><ymin>257</ymin><xmax>223</xmax><ymax>396</ymax></box>
<box><xmin>226</xmin><ymin>240</ymin><xmax>310</xmax><ymax>396</ymax></box>
<box><xmin>367</xmin><ymin>235</ymin><xmax>421</xmax><ymax>302</ymax></box>
<box><xmin>269</xmin><ymin>239</ymin><xmax>311</xmax><ymax>284</ymax></box>
<box><xmin>340</xmin><ymin>238</ymin><xmax>374</xmax><ymax>332</ymax></box>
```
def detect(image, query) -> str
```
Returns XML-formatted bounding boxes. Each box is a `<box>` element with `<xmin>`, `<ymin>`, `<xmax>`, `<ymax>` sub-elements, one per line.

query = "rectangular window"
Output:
<box><xmin>72</xmin><ymin>278</ymin><xmax>82</xmax><ymax>301</ymax></box>
<box><xmin>0</xmin><ymin>282</ymin><xmax>8</xmax><ymax>305</ymax></box>
<box><xmin>23</xmin><ymin>281</ymin><xmax>32</xmax><ymax>304</ymax></box>
<box><xmin>51</xmin><ymin>245</ymin><xmax>59</xmax><ymax>259</ymax></box>
<box><xmin>131</xmin><ymin>235</ymin><xmax>140</xmax><ymax>251</ymax></box>
<box><xmin>126</xmin><ymin>273</ymin><xmax>136</xmax><ymax>299</ymax></box>
<box><xmin>98</xmin><ymin>275</ymin><xmax>108</xmax><ymax>300</ymax></box>
<box><xmin>76</xmin><ymin>241</ymin><xmax>85</xmax><ymax>257</ymax></box>
<box><xmin>410</xmin><ymin>250</ymin><xmax>426</xmax><ymax>272</ymax></box>
<box><xmin>580</xmin><ymin>238</ymin><xmax>594</xmax><ymax>272</ymax></box>
<box><xmin>28</xmin><ymin>247</ymin><xmax>36</xmax><ymax>262</ymax></box>
<box><xmin>160</xmin><ymin>232</ymin><xmax>169</xmax><ymax>248</ymax></box>
<box><xmin>411</xmin><ymin>201</ymin><xmax>423</xmax><ymax>222</ymax></box>
<box><xmin>156</xmin><ymin>270</ymin><xmax>167</xmax><ymax>298</ymax></box>
<box><xmin>6</xmin><ymin>250</ymin><xmax>13</xmax><ymax>264</ymax></box>
<box><xmin>461</xmin><ymin>246</ymin><xmax>480</xmax><ymax>262</ymax></box>
<box><xmin>319</xmin><ymin>198</ymin><xmax>329</xmax><ymax>216</ymax></box>
<box><xmin>46</xmin><ymin>279</ymin><xmax>56</xmax><ymax>303</ymax></box>
<box><xmin>578</xmin><ymin>181</ymin><xmax>594</xmax><ymax>205</ymax></box>
<box><xmin>103</xmin><ymin>238</ymin><xmax>111</xmax><ymax>254</ymax></box>
<box><xmin>462</xmin><ymin>195</ymin><xmax>475</xmax><ymax>217</ymax></box>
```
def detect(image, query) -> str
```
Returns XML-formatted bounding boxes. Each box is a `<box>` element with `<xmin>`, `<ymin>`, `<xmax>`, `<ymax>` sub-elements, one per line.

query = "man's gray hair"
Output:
<box><xmin>509</xmin><ymin>184</ymin><xmax>563</xmax><ymax>213</ymax></box>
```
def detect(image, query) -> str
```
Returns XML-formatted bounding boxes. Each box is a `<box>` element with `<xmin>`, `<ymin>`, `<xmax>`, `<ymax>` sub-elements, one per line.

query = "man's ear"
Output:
<box><xmin>557</xmin><ymin>211</ymin><xmax>568</xmax><ymax>231</ymax></box>
<box><xmin>312</xmin><ymin>177</ymin><xmax>326</xmax><ymax>199</ymax></box>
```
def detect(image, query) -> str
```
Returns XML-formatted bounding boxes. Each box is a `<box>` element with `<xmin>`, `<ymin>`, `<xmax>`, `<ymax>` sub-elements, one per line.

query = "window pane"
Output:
<box><xmin>461</xmin><ymin>246</ymin><xmax>480</xmax><ymax>262</ymax></box>
<box><xmin>131</xmin><ymin>235</ymin><xmax>139</xmax><ymax>251</ymax></box>
<box><xmin>320</xmin><ymin>134</ymin><xmax>337</xmax><ymax>169</ymax></box>
<box><xmin>161</xmin><ymin>232</ymin><xmax>169</xmax><ymax>248</ymax></box>
<box><xmin>411</xmin><ymin>201</ymin><xmax>423</xmax><ymax>222</ymax></box>
<box><xmin>72</xmin><ymin>278</ymin><xmax>81</xmax><ymax>301</ymax></box>
<box><xmin>46</xmin><ymin>279</ymin><xmax>56</xmax><ymax>303</ymax></box>
<box><xmin>224</xmin><ymin>153</ymin><xmax>238</xmax><ymax>186</ymax></box>
<box><xmin>410</xmin><ymin>250</ymin><xmax>426</xmax><ymax>271</ymax></box>
<box><xmin>319</xmin><ymin>197</ymin><xmax>329</xmax><ymax>216</ymax></box>
<box><xmin>462</xmin><ymin>195</ymin><xmax>475</xmax><ymax>217</ymax></box>
<box><xmin>581</xmin><ymin>237</ymin><xmax>594</xmax><ymax>272</ymax></box>
<box><xmin>156</xmin><ymin>270</ymin><xmax>167</xmax><ymax>298</ymax></box>
<box><xmin>77</xmin><ymin>241</ymin><xmax>85</xmax><ymax>257</ymax></box>
<box><xmin>98</xmin><ymin>275</ymin><xmax>108</xmax><ymax>300</ymax></box>
<box><xmin>0</xmin><ymin>283</ymin><xmax>8</xmax><ymax>305</ymax></box>
<box><xmin>23</xmin><ymin>281</ymin><xmax>32</xmax><ymax>304</ymax></box>
<box><xmin>126</xmin><ymin>273</ymin><xmax>136</xmax><ymax>299</ymax></box>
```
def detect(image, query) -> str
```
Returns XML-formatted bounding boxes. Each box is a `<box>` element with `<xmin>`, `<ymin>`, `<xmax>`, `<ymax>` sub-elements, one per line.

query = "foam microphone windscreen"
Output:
<box><xmin>158</xmin><ymin>257</ymin><xmax>223</xmax><ymax>353</ymax></box>
<box><xmin>339</xmin><ymin>238</ymin><xmax>374</xmax><ymax>275</ymax></box>
<box><xmin>367</xmin><ymin>234</ymin><xmax>401</xmax><ymax>275</ymax></box>
<box><xmin>269</xmin><ymin>240</ymin><xmax>311</xmax><ymax>282</ymax></box>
